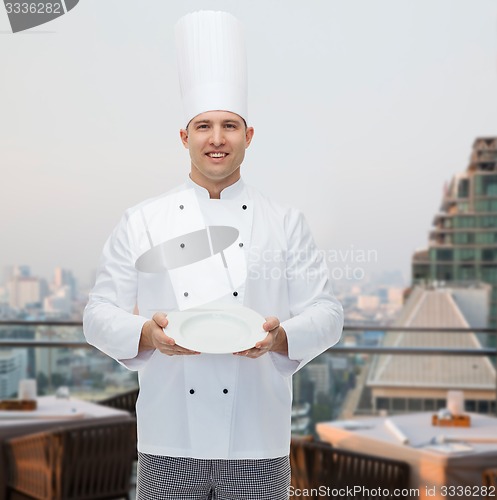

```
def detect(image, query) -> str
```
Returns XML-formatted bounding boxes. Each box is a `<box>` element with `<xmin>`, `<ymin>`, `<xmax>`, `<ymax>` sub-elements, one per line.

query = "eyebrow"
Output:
<box><xmin>191</xmin><ymin>118</ymin><xmax>242</xmax><ymax>126</ymax></box>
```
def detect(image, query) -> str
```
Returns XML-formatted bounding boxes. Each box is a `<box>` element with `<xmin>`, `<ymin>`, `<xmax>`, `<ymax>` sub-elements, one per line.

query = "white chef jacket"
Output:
<box><xmin>83</xmin><ymin>177</ymin><xmax>343</xmax><ymax>459</ymax></box>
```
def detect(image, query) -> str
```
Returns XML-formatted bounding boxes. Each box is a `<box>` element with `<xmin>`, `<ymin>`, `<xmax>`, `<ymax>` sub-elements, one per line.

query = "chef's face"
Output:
<box><xmin>180</xmin><ymin>111</ymin><xmax>254</xmax><ymax>195</ymax></box>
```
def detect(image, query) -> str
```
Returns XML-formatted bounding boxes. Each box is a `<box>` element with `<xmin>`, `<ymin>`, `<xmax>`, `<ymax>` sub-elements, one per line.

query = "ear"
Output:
<box><xmin>179</xmin><ymin>129</ymin><xmax>189</xmax><ymax>149</ymax></box>
<box><xmin>245</xmin><ymin>127</ymin><xmax>254</xmax><ymax>148</ymax></box>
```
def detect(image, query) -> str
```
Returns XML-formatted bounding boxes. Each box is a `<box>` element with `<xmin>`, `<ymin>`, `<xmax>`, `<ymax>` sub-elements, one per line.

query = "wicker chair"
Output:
<box><xmin>483</xmin><ymin>468</ymin><xmax>497</xmax><ymax>499</ymax></box>
<box><xmin>290</xmin><ymin>438</ymin><xmax>410</xmax><ymax>500</ymax></box>
<box><xmin>5</xmin><ymin>418</ymin><xmax>136</xmax><ymax>500</ymax></box>
<box><xmin>98</xmin><ymin>388</ymin><xmax>139</xmax><ymax>417</ymax></box>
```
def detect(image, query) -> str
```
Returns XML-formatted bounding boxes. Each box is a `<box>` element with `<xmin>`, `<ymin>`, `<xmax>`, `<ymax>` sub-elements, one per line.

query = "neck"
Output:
<box><xmin>189</xmin><ymin>170</ymin><xmax>241</xmax><ymax>199</ymax></box>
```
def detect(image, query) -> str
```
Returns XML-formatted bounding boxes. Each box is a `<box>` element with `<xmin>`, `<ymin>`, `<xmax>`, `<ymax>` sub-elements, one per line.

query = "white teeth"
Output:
<box><xmin>208</xmin><ymin>153</ymin><xmax>226</xmax><ymax>158</ymax></box>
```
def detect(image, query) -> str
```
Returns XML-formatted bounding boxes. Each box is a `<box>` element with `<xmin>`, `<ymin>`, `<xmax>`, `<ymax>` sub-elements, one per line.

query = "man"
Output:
<box><xmin>83</xmin><ymin>10</ymin><xmax>343</xmax><ymax>500</ymax></box>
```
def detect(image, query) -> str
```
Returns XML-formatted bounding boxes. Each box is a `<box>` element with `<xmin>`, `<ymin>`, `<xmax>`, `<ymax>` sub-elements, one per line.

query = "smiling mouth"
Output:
<box><xmin>206</xmin><ymin>152</ymin><xmax>228</xmax><ymax>158</ymax></box>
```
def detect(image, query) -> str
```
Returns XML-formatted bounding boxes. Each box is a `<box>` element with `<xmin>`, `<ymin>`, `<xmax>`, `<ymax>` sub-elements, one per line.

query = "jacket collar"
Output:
<box><xmin>186</xmin><ymin>176</ymin><xmax>245</xmax><ymax>200</ymax></box>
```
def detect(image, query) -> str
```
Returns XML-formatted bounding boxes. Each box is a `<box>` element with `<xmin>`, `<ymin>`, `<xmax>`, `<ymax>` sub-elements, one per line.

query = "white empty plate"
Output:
<box><xmin>166</xmin><ymin>306</ymin><xmax>267</xmax><ymax>353</ymax></box>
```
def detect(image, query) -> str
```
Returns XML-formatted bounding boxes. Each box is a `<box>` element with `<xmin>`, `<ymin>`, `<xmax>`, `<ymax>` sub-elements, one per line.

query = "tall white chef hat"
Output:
<box><xmin>175</xmin><ymin>11</ymin><xmax>248</xmax><ymax>127</ymax></box>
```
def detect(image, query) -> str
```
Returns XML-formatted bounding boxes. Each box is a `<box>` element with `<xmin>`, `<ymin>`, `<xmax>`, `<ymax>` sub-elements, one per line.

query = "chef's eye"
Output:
<box><xmin>197</xmin><ymin>124</ymin><xmax>209</xmax><ymax>130</ymax></box>
<box><xmin>224</xmin><ymin>123</ymin><xmax>237</xmax><ymax>129</ymax></box>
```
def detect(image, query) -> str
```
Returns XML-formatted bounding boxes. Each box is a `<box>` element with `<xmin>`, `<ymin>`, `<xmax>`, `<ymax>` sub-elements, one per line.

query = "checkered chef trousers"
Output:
<box><xmin>136</xmin><ymin>452</ymin><xmax>291</xmax><ymax>500</ymax></box>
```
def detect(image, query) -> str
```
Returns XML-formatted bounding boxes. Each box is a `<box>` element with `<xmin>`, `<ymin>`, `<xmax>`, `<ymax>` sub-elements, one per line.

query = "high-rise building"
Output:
<box><xmin>52</xmin><ymin>267</ymin><xmax>77</xmax><ymax>300</ymax></box>
<box><xmin>44</xmin><ymin>286</ymin><xmax>72</xmax><ymax>317</ymax></box>
<box><xmin>0</xmin><ymin>350</ymin><xmax>28</xmax><ymax>399</ymax></box>
<box><xmin>412</xmin><ymin>137</ymin><xmax>497</xmax><ymax>328</ymax></box>
<box><xmin>3</xmin><ymin>265</ymin><xmax>31</xmax><ymax>285</ymax></box>
<box><xmin>7</xmin><ymin>276</ymin><xmax>44</xmax><ymax>310</ymax></box>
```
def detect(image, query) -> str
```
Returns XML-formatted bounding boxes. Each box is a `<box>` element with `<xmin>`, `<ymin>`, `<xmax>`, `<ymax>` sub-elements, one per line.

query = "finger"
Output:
<box><xmin>263</xmin><ymin>316</ymin><xmax>280</xmax><ymax>332</ymax></box>
<box><xmin>166</xmin><ymin>348</ymin><xmax>200</xmax><ymax>356</ymax></box>
<box><xmin>236</xmin><ymin>331</ymin><xmax>273</xmax><ymax>353</ymax></box>
<box><xmin>254</xmin><ymin>332</ymin><xmax>272</xmax><ymax>349</ymax></box>
<box><xmin>152</xmin><ymin>312</ymin><xmax>168</xmax><ymax>328</ymax></box>
<box><xmin>160</xmin><ymin>344</ymin><xmax>200</xmax><ymax>356</ymax></box>
<box><xmin>174</xmin><ymin>344</ymin><xmax>200</xmax><ymax>354</ymax></box>
<box><xmin>158</xmin><ymin>331</ymin><xmax>176</xmax><ymax>346</ymax></box>
<box><xmin>234</xmin><ymin>344</ymin><xmax>269</xmax><ymax>357</ymax></box>
<box><xmin>243</xmin><ymin>347</ymin><xmax>268</xmax><ymax>359</ymax></box>
<box><xmin>233</xmin><ymin>349</ymin><xmax>249</xmax><ymax>356</ymax></box>
<box><xmin>162</xmin><ymin>350</ymin><xmax>200</xmax><ymax>356</ymax></box>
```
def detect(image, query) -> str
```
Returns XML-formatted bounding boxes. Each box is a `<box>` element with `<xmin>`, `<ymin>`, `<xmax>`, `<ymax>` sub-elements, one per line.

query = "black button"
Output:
<box><xmin>184</xmin><ymin>292</ymin><xmax>189</xmax><ymax>297</ymax></box>
<box><xmin>179</xmin><ymin>205</ymin><xmax>184</xmax><ymax>210</ymax></box>
<box><xmin>242</xmin><ymin>205</ymin><xmax>247</xmax><ymax>210</ymax></box>
<box><xmin>233</xmin><ymin>291</ymin><xmax>238</xmax><ymax>297</ymax></box>
<box><xmin>189</xmin><ymin>389</ymin><xmax>195</xmax><ymax>394</ymax></box>
<box><xmin>239</xmin><ymin>243</ymin><xmax>244</xmax><ymax>247</ymax></box>
<box><xmin>223</xmin><ymin>389</ymin><xmax>228</xmax><ymax>394</ymax></box>
<box><xmin>180</xmin><ymin>243</ymin><xmax>185</xmax><ymax>248</ymax></box>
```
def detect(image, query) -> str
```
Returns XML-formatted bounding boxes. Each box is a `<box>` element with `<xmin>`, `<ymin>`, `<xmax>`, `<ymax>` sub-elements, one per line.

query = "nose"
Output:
<box><xmin>209</xmin><ymin>125</ymin><xmax>225</xmax><ymax>147</ymax></box>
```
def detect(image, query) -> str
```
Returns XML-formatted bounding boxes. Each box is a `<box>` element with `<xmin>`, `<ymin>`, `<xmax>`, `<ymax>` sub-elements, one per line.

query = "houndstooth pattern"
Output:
<box><xmin>136</xmin><ymin>452</ymin><xmax>290</xmax><ymax>500</ymax></box>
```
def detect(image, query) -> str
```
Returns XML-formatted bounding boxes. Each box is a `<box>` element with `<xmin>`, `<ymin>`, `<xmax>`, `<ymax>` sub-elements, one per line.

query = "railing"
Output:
<box><xmin>1</xmin><ymin>321</ymin><xmax>496</xmax><ymax>430</ymax></box>
<box><xmin>332</xmin><ymin>325</ymin><xmax>497</xmax><ymax>420</ymax></box>
<box><xmin>0</xmin><ymin>320</ymin><xmax>138</xmax><ymax>401</ymax></box>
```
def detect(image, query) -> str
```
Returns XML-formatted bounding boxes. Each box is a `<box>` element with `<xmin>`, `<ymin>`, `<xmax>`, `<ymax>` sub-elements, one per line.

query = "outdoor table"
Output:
<box><xmin>0</xmin><ymin>395</ymin><xmax>132</xmax><ymax>500</ymax></box>
<box><xmin>316</xmin><ymin>412</ymin><xmax>497</xmax><ymax>500</ymax></box>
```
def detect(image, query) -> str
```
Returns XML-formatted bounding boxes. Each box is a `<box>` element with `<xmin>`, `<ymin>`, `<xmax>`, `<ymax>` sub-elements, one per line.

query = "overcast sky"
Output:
<box><xmin>1</xmin><ymin>0</ymin><xmax>496</xmax><ymax>287</ymax></box>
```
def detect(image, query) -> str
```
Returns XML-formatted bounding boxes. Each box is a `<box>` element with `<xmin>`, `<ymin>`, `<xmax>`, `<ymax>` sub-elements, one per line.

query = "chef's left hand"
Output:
<box><xmin>234</xmin><ymin>316</ymin><xmax>288</xmax><ymax>358</ymax></box>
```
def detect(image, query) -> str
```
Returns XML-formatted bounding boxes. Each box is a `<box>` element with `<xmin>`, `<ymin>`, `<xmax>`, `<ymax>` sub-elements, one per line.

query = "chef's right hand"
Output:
<box><xmin>139</xmin><ymin>312</ymin><xmax>200</xmax><ymax>356</ymax></box>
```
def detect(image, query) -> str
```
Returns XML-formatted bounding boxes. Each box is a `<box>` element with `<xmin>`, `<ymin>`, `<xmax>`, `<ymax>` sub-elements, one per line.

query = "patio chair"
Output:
<box><xmin>98</xmin><ymin>388</ymin><xmax>139</xmax><ymax>417</ymax></box>
<box><xmin>290</xmin><ymin>438</ymin><xmax>410</xmax><ymax>500</ymax></box>
<box><xmin>290</xmin><ymin>435</ymin><xmax>315</xmax><ymax>492</ymax></box>
<box><xmin>98</xmin><ymin>389</ymin><xmax>139</xmax><ymax>461</ymax></box>
<box><xmin>483</xmin><ymin>468</ymin><xmax>497</xmax><ymax>499</ymax></box>
<box><xmin>5</xmin><ymin>418</ymin><xmax>136</xmax><ymax>500</ymax></box>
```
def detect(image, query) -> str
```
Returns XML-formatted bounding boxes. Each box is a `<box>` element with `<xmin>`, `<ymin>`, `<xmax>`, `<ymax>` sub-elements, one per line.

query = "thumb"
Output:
<box><xmin>152</xmin><ymin>312</ymin><xmax>168</xmax><ymax>328</ymax></box>
<box><xmin>263</xmin><ymin>316</ymin><xmax>280</xmax><ymax>332</ymax></box>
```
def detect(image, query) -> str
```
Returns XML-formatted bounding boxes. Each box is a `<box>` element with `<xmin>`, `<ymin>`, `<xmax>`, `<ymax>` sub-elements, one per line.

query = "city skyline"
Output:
<box><xmin>1</xmin><ymin>1</ymin><xmax>497</xmax><ymax>286</ymax></box>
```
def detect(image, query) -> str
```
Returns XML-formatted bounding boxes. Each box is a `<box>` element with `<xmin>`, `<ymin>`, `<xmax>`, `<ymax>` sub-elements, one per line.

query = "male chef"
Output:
<box><xmin>83</xmin><ymin>10</ymin><xmax>343</xmax><ymax>500</ymax></box>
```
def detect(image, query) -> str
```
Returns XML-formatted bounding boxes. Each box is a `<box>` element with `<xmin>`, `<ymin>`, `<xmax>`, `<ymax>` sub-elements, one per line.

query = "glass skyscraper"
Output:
<box><xmin>412</xmin><ymin>137</ymin><xmax>497</xmax><ymax>328</ymax></box>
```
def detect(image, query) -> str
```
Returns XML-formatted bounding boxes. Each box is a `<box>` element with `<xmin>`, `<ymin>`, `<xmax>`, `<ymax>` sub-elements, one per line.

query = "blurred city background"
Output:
<box><xmin>2</xmin><ymin>137</ymin><xmax>497</xmax><ymax>434</ymax></box>
<box><xmin>1</xmin><ymin>0</ymin><xmax>496</xmax><ymax>436</ymax></box>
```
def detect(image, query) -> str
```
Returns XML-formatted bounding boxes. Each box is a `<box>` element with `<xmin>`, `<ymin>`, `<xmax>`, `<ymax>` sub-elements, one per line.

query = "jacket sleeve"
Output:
<box><xmin>276</xmin><ymin>209</ymin><xmax>344</xmax><ymax>375</ymax></box>
<box><xmin>83</xmin><ymin>212</ymin><xmax>151</xmax><ymax>370</ymax></box>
